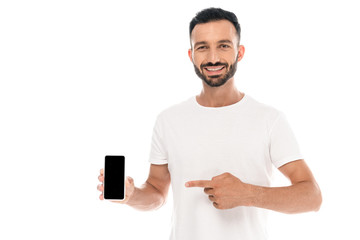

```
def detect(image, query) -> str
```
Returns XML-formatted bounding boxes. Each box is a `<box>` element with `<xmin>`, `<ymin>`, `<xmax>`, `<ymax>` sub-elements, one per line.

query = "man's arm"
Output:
<box><xmin>98</xmin><ymin>164</ymin><xmax>171</xmax><ymax>211</ymax></box>
<box><xmin>186</xmin><ymin>159</ymin><xmax>322</xmax><ymax>213</ymax></box>
<box><xmin>126</xmin><ymin>163</ymin><xmax>171</xmax><ymax>211</ymax></box>
<box><xmin>252</xmin><ymin>159</ymin><xmax>322</xmax><ymax>214</ymax></box>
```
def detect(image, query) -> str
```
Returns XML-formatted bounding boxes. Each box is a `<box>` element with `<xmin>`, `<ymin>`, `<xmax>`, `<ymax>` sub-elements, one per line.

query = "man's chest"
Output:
<box><xmin>164</xmin><ymin>116</ymin><xmax>272</xmax><ymax>185</ymax></box>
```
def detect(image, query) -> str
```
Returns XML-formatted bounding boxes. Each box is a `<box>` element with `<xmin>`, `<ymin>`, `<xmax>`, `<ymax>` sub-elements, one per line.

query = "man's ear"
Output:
<box><xmin>188</xmin><ymin>49</ymin><xmax>193</xmax><ymax>63</ymax></box>
<box><xmin>237</xmin><ymin>45</ymin><xmax>245</xmax><ymax>62</ymax></box>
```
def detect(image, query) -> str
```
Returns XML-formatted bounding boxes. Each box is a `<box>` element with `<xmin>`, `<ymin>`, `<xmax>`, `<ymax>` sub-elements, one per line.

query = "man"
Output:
<box><xmin>97</xmin><ymin>8</ymin><xmax>322</xmax><ymax>240</ymax></box>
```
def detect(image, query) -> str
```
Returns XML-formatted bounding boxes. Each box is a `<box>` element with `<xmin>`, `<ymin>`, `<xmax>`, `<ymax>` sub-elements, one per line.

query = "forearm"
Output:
<box><xmin>250</xmin><ymin>181</ymin><xmax>322</xmax><ymax>214</ymax></box>
<box><xmin>126</xmin><ymin>181</ymin><xmax>166</xmax><ymax>211</ymax></box>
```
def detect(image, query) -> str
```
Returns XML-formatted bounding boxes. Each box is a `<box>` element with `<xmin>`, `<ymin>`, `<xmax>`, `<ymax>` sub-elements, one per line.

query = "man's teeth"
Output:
<box><xmin>206</xmin><ymin>66</ymin><xmax>224</xmax><ymax>71</ymax></box>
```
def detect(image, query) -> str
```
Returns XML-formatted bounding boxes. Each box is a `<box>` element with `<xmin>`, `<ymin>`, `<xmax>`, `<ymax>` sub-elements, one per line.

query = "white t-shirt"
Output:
<box><xmin>149</xmin><ymin>94</ymin><xmax>303</xmax><ymax>240</ymax></box>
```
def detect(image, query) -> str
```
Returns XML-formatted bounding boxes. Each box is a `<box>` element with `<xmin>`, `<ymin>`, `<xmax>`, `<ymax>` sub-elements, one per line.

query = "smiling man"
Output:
<box><xmin>190</xmin><ymin>19</ymin><xmax>242</xmax><ymax>89</ymax></box>
<box><xmin>98</xmin><ymin>7</ymin><xmax>322</xmax><ymax>240</ymax></box>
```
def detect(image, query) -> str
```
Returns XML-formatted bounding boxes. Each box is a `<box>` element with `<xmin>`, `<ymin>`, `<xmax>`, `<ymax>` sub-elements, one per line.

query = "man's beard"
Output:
<box><xmin>193</xmin><ymin>55</ymin><xmax>238</xmax><ymax>87</ymax></box>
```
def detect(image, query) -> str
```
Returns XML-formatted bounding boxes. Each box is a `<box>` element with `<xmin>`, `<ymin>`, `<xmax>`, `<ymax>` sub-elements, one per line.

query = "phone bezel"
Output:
<box><xmin>104</xmin><ymin>155</ymin><xmax>126</xmax><ymax>201</ymax></box>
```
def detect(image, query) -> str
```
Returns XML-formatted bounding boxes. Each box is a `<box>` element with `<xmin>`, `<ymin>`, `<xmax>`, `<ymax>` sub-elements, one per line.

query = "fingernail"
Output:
<box><xmin>185</xmin><ymin>182</ymin><xmax>189</xmax><ymax>187</ymax></box>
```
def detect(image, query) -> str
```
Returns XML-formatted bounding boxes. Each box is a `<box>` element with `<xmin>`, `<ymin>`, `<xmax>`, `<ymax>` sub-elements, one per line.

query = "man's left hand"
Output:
<box><xmin>185</xmin><ymin>172</ymin><xmax>255</xmax><ymax>210</ymax></box>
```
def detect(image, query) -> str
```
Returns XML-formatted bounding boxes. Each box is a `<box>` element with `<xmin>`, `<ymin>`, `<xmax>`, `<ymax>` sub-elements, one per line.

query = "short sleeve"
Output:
<box><xmin>269</xmin><ymin>112</ymin><xmax>303</xmax><ymax>168</ymax></box>
<box><xmin>148</xmin><ymin>115</ymin><xmax>168</xmax><ymax>165</ymax></box>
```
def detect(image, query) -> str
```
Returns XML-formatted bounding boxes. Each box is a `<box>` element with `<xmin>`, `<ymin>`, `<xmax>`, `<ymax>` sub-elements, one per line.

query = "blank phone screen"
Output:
<box><xmin>104</xmin><ymin>155</ymin><xmax>125</xmax><ymax>200</ymax></box>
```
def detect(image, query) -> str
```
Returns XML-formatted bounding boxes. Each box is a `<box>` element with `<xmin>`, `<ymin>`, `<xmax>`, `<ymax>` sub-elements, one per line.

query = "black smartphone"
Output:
<box><xmin>104</xmin><ymin>155</ymin><xmax>125</xmax><ymax>200</ymax></box>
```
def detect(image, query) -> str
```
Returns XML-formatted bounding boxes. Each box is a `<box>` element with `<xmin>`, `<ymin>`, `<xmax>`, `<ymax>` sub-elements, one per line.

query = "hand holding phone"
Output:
<box><xmin>104</xmin><ymin>155</ymin><xmax>125</xmax><ymax>200</ymax></box>
<box><xmin>97</xmin><ymin>156</ymin><xmax>135</xmax><ymax>203</ymax></box>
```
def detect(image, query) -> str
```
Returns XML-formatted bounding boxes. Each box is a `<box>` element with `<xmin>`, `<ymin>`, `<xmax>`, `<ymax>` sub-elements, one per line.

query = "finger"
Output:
<box><xmin>204</xmin><ymin>187</ymin><xmax>214</xmax><ymax>195</ymax></box>
<box><xmin>98</xmin><ymin>175</ymin><xmax>104</xmax><ymax>182</ymax></box>
<box><xmin>100</xmin><ymin>168</ymin><xmax>104</xmax><ymax>175</ymax></box>
<box><xmin>185</xmin><ymin>180</ymin><xmax>212</xmax><ymax>188</ymax></box>
<box><xmin>99</xmin><ymin>194</ymin><xmax>104</xmax><ymax>200</ymax></box>
<box><xmin>97</xmin><ymin>184</ymin><xmax>104</xmax><ymax>192</ymax></box>
<box><xmin>208</xmin><ymin>195</ymin><xmax>216</xmax><ymax>202</ymax></box>
<box><xmin>213</xmin><ymin>202</ymin><xmax>220</xmax><ymax>209</ymax></box>
<box><xmin>126</xmin><ymin>176</ymin><xmax>134</xmax><ymax>185</ymax></box>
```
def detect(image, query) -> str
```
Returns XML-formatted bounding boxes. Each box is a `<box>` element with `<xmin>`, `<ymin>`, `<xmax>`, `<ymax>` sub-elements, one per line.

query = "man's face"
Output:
<box><xmin>188</xmin><ymin>20</ymin><xmax>244</xmax><ymax>87</ymax></box>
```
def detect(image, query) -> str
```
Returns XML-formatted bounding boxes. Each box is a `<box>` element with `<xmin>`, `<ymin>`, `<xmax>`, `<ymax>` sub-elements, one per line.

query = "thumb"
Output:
<box><xmin>126</xmin><ymin>176</ymin><xmax>134</xmax><ymax>185</ymax></box>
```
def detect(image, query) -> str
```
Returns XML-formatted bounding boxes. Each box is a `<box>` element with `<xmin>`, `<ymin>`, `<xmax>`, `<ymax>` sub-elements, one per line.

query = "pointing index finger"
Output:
<box><xmin>185</xmin><ymin>180</ymin><xmax>212</xmax><ymax>188</ymax></box>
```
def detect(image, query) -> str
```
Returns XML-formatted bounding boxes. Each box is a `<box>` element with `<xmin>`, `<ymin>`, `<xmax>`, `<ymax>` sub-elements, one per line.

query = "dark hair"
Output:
<box><xmin>189</xmin><ymin>8</ymin><xmax>241</xmax><ymax>43</ymax></box>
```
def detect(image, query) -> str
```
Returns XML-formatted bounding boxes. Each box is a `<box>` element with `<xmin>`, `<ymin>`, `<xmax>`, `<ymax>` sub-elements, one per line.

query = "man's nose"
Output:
<box><xmin>206</xmin><ymin>49</ymin><xmax>220</xmax><ymax>64</ymax></box>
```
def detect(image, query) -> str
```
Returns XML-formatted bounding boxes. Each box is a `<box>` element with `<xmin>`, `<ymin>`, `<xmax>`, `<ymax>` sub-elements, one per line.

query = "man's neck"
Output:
<box><xmin>196</xmin><ymin>79</ymin><xmax>244</xmax><ymax>107</ymax></box>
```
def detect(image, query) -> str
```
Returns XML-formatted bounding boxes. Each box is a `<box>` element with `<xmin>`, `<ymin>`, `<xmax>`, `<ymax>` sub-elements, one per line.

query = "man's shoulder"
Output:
<box><xmin>157</xmin><ymin>96</ymin><xmax>194</xmax><ymax>119</ymax></box>
<box><xmin>245</xmin><ymin>95</ymin><xmax>283</xmax><ymax>120</ymax></box>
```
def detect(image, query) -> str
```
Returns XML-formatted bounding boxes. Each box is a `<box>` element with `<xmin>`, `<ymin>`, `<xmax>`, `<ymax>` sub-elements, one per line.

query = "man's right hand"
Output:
<box><xmin>97</xmin><ymin>168</ymin><xmax>135</xmax><ymax>204</ymax></box>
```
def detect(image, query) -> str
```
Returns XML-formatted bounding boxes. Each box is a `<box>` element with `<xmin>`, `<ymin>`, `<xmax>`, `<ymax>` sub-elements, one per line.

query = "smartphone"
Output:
<box><xmin>104</xmin><ymin>155</ymin><xmax>125</xmax><ymax>200</ymax></box>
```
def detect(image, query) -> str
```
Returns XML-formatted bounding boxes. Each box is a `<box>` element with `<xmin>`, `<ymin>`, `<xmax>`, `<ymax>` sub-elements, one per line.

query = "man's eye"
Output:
<box><xmin>220</xmin><ymin>44</ymin><xmax>230</xmax><ymax>49</ymax></box>
<box><xmin>197</xmin><ymin>46</ymin><xmax>207</xmax><ymax>50</ymax></box>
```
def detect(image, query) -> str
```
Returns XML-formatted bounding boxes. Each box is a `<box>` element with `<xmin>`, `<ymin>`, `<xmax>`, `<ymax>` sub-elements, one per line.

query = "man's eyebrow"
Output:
<box><xmin>194</xmin><ymin>41</ymin><xmax>207</xmax><ymax>49</ymax></box>
<box><xmin>218</xmin><ymin>40</ymin><xmax>233</xmax><ymax>45</ymax></box>
<box><xmin>194</xmin><ymin>40</ymin><xmax>234</xmax><ymax>49</ymax></box>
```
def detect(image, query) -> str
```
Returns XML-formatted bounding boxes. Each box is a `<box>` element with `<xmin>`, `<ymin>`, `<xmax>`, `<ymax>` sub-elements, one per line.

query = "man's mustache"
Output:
<box><xmin>200</xmin><ymin>62</ymin><xmax>229</xmax><ymax>69</ymax></box>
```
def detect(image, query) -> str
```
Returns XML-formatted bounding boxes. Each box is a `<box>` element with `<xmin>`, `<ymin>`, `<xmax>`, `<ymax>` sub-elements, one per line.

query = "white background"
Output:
<box><xmin>1</xmin><ymin>0</ymin><xmax>359</xmax><ymax>239</ymax></box>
